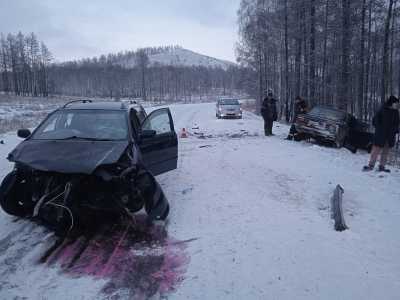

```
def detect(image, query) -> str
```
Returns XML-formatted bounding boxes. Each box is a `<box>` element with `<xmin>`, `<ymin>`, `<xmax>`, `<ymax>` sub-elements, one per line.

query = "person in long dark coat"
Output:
<box><xmin>287</xmin><ymin>96</ymin><xmax>308</xmax><ymax>140</ymax></box>
<box><xmin>261</xmin><ymin>91</ymin><xmax>278</xmax><ymax>136</ymax></box>
<box><xmin>363</xmin><ymin>95</ymin><xmax>400</xmax><ymax>172</ymax></box>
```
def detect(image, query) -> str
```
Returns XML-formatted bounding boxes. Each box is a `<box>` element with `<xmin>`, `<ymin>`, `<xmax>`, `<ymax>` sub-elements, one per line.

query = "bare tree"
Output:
<box><xmin>381</xmin><ymin>0</ymin><xmax>395</xmax><ymax>103</ymax></box>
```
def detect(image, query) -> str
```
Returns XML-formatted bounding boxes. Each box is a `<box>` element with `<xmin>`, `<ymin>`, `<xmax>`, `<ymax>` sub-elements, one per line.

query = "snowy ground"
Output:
<box><xmin>0</xmin><ymin>102</ymin><xmax>400</xmax><ymax>299</ymax></box>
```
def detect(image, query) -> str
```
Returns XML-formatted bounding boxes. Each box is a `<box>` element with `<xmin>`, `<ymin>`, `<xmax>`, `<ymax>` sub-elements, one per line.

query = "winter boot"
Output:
<box><xmin>362</xmin><ymin>165</ymin><xmax>374</xmax><ymax>172</ymax></box>
<box><xmin>378</xmin><ymin>165</ymin><xmax>391</xmax><ymax>173</ymax></box>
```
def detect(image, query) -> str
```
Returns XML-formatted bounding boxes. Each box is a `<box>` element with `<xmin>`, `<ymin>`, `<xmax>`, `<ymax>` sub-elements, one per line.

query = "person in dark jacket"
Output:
<box><xmin>363</xmin><ymin>95</ymin><xmax>400</xmax><ymax>173</ymax></box>
<box><xmin>261</xmin><ymin>90</ymin><xmax>278</xmax><ymax>136</ymax></box>
<box><xmin>287</xmin><ymin>96</ymin><xmax>308</xmax><ymax>140</ymax></box>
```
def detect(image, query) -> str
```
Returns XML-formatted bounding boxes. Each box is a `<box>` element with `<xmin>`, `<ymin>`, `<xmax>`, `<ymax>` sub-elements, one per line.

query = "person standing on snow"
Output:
<box><xmin>363</xmin><ymin>95</ymin><xmax>400</xmax><ymax>173</ymax></box>
<box><xmin>287</xmin><ymin>96</ymin><xmax>308</xmax><ymax>140</ymax></box>
<box><xmin>261</xmin><ymin>90</ymin><xmax>278</xmax><ymax>136</ymax></box>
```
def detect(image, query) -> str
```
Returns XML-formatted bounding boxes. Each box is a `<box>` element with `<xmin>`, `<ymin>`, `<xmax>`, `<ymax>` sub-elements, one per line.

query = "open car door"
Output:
<box><xmin>139</xmin><ymin>108</ymin><xmax>178</xmax><ymax>176</ymax></box>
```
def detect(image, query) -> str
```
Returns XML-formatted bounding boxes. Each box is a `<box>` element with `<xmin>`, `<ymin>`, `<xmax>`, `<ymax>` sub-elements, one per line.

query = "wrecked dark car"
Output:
<box><xmin>294</xmin><ymin>105</ymin><xmax>373</xmax><ymax>151</ymax></box>
<box><xmin>0</xmin><ymin>100</ymin><xmax>178</xmax><ymax>236</ymax></box>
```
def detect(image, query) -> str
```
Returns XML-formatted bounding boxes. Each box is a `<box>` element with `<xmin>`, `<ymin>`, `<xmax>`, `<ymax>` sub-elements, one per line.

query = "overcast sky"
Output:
<box><xmin>0</xmin><ymin>0</ymin><xmax>241</xmax><ymax>62</ymax></box>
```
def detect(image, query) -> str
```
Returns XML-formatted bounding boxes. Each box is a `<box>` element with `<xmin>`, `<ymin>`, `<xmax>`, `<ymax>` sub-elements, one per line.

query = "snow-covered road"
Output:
<box><xmin>0</xmin><ymin>102</ymin><xmax>400</xmax><ymax>299</ymax></box>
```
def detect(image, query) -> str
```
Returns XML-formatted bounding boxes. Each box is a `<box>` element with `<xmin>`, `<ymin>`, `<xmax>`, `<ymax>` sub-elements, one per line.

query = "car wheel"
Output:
<box><xmin>160</xmin><ymin>203</ymin><xmax>169</xmax><ymax>220</ymax></box>
<box><xmin>0</xmin><ymin>171</ymin><xmax>28</xmax><ymax>217</ymax></box>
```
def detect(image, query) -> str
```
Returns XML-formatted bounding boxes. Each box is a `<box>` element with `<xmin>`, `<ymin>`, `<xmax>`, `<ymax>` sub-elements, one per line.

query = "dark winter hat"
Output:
<box><xmin>386</xmin><ymin>95</ymin><xmax>399</xmax><ymax>106</ymax></box>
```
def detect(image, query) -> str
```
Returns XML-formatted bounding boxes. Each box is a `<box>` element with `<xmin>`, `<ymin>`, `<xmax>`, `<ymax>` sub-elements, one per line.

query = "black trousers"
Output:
<box><xmin>264</xmin><ymin>119</ymin><xmax>273</xmax><ymax>136</ymax></box>
<box><xmin>289</xmin><ymin>124</ymin><xmax>297</xmax><ymax>135</ymax></box>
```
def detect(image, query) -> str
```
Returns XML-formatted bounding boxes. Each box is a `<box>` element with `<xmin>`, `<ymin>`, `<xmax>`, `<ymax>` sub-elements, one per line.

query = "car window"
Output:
<box><xmin>42</xmin><ymin>116</ymin><xmax>57</xmax><ymax>132</ymax></box>
<box><xmin>219</xmin><ymin>99</ymin><xmax>240</xmax><ymax>105</ymax></box>
<box><xmin>32</xmin><ymin>110</ymin><xmax>129</xmax><ymax>141</ymax></box>
<box><xmin>142</xmin><ymin>109</ymin><xmax>172</xmax><ymax>135</ymax></box>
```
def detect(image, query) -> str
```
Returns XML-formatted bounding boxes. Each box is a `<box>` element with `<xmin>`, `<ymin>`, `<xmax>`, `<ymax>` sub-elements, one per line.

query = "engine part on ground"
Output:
<box><xmin>331</xmin><ymin>185</ymin><xmax>348</xmax><ymax>232</ymax></box>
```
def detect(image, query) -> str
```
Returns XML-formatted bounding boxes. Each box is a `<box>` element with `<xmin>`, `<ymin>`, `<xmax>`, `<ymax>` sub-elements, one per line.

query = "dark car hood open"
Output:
<box><xmin>7</xmin><ymin>140</ymin><xmax>130</xmax><ymax>174</ymax></box>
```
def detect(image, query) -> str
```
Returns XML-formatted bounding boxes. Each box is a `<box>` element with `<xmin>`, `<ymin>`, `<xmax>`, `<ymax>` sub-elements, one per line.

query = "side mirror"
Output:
<box><xmin>17</xmin><ymin>129</ymin><xmax>31</xmax><ymax>139</ymax></box>
<box><xmin>140</xmin><ymin>129</ymin><xmax>157</xmax><ymax>139</ymax></box>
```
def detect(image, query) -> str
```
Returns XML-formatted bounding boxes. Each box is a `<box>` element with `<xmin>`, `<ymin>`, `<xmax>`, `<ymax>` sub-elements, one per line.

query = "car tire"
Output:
<box><xmin>0</xmin><ymin>171</ymin><xmax>27</xmax><ymax>217</ymax></box>
<box><xmin>160</xmin><ymin>203</ymin><xmax>170</xmax><ymax>220</ymax></box>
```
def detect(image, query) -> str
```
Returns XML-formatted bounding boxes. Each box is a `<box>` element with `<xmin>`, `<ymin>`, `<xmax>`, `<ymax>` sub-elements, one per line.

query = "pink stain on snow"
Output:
<box><xmin>43</xmin><ymin>215</ymin><xmax>191</xmax><ymax>298</ymax></box>
<box><xmin>153</xmin><ymin>240</ymin><xmax>191</xmax><ymax>294</ymax></box>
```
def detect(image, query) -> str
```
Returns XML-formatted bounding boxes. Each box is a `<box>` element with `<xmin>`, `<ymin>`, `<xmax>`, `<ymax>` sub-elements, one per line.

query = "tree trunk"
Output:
<box><xmin>339</xmin><ymin>0</ymin><xmax>351</xmax><ymax>111</ymax></box>
<box><xmin>381</xmin><ymin>0</ymin><xmax>395</xmax><ymax>104</ymax></box>
<box><xmin>389</xmin><ymin>0</ymin><xmax>397</xmax><ymax>95</ymax></box>
<box><xmin>310</xmin><ymin>0</ymin><xmax>316</xmax><ymax>107</ymax></box>
<box><xmin>284</xmin><ymin>0</ymin><xmax>290</xmax><ymax>122</ymax></box>
<box><xmin>322</xmin><ymin>0</ymin><xmax>329</xmax><ymax>105</ymax></box>
<box><xmin>358</xmin><ymin>0</ymin><xmax>367</xmax><ymax>119</ymax></box>
<box><xmin>365</xmin><ymin>0</ymin><xmax>373</xmax><ymax>120</ymax></box>
<box><xmin>301</xmin><ymin>2</ymin><xmax>309</xmax><ymax>99</ymax></box>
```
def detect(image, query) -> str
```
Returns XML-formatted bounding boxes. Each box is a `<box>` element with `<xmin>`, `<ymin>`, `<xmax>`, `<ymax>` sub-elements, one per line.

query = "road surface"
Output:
<box><xmin>0</xmin><ymin>102</ymin><xmax>399</xmax><ymax>299</ymax></box>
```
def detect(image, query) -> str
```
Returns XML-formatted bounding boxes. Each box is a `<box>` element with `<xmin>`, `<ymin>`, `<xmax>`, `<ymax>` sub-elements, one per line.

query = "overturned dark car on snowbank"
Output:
<box><xmin>0</xmin><ymin>100</ymin><xmax>178</xmax><ymax>235</ymax></box>
<box><xmin>294</xmin><ymin>105</ymin><xmax>374</xmax><ymax>152</ymax></box>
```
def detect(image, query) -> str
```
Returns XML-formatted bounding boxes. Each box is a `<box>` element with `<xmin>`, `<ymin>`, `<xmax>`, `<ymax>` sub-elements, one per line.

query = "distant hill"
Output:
<box><xmin>113</xmin><ymin>46</ymin><xmax>236</xmax><ymax>70</ymax></box>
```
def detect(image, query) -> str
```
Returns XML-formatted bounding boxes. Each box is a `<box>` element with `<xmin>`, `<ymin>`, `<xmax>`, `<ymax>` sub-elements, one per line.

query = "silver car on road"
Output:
<box><xmin>216</xmin><ymin>98</ymin><xmax>242</xmax><ymax>119</ymax></box>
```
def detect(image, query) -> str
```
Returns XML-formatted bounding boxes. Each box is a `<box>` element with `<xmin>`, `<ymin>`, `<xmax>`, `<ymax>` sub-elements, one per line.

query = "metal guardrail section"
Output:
<box><xmin>331</xmin><ymin>185</ymin><xmax>348</xmax><ymax>232</ymax></box>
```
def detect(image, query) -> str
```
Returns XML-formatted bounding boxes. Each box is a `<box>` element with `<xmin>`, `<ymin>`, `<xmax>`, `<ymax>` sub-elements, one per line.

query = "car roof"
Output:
<box><xmin>62</xmin><ymin>101</ymin><xmax>127</xmax><ymax>111</ymax></box>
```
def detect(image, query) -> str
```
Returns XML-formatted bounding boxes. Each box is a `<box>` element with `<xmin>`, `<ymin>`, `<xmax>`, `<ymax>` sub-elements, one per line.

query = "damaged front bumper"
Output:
<box><xmin>295</xmin><ymin>124</ymin><xmax>337</xmax><ymax>142</ymax></box>
<box><xmin>0</xmin><ymin>162</ymin><xmax>170</xmax><ymax>236</ymax></box>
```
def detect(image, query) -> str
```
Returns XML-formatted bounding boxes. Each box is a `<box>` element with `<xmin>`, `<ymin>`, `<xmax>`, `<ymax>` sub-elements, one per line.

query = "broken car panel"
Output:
<box><xmin>295</xmin><ymin>105</ymin><xmax>373</xmax><ymax>151</ymax></box>
<box><xmin>0</xmin><ymin>101</ymin><xmax>177</xmax><ymax>236</ymax></box>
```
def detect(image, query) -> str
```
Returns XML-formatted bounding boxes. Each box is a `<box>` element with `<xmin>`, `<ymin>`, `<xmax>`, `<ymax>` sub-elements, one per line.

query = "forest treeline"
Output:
<box><xmin>48</xmin><ymin>48</ymin><xmax>251</xmax><ymax>101</ymax></box>
<box><xmin>237</xmin><ymin>0</ymin><xmax>399</xmax><ymax>121</ymax></box>
<box><xmin>4</xmin><ymin>0</ymin><xmax>397</xmax><ymax>121</ymax></box>
<box><xmin>0</xmin><ymin>34</ymin><xmax>252</xmax><ymax>101</ymax></box>
<box><xmin>0</xmin><ymin>32</ymin><xmax>52</xmax><ymax>97</ymax></box>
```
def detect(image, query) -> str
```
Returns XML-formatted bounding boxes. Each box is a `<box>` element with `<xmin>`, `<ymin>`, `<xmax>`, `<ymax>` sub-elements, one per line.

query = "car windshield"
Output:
<box><xmin>32</xmin><ymin>109</ymin><xmax>129</xmax><ymax>141</ymax></box>
<box><xmin>219</xmin><ymin>99</ymin><xmax>240</xmax><ymax>105</ymax></box>
<box><xmin>308</xmin><ymin>107</ymin><xmax>346</xmax><ymax>121</ymax></box>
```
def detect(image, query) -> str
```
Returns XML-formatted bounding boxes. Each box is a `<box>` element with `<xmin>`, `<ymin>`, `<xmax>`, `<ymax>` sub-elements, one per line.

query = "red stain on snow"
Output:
<box><xmin>43</xmin><ymin>215</ymin><xmax>191</xmax><ymax>298</ymax></box>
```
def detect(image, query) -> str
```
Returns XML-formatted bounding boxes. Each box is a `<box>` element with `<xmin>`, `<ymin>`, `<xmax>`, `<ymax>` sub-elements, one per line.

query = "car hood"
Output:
<box><xmin>7</xmin><ymin>140</ymin><xmax>130</xmax><ymax>174</ymax></box>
